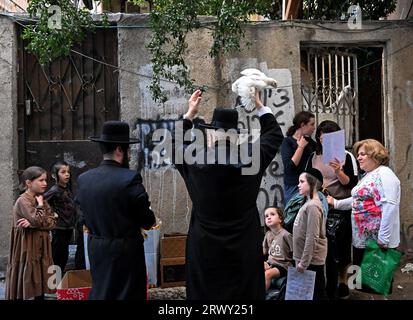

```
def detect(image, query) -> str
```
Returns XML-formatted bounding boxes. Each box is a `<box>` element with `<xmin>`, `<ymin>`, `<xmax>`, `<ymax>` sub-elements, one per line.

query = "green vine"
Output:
<box><xmin>20</xmin><ymin>0</ymin><xmax>398</xmax><ymax>103</ymax></box>
<box><xmin>146</xmin><ymin>0</ymin><xmax>274</xmax><ymax>103</ymax></box>
<box><xmin>22</xmin><ymin>0</ymin><xmax>96</xmax><ymax>66</ymax></box>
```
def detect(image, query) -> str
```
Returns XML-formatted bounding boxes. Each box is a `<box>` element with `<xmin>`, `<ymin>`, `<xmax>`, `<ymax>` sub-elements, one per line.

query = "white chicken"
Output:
<box><xmin>231</xmin><ymin>68</ymin><xmax>278</xmax><ymax>111</ymax></box>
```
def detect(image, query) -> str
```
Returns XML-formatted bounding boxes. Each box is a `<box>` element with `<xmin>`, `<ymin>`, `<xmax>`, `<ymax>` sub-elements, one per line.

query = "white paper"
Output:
<box><xmin>84</xmin><ymin>232</ymin><xmax>90</xmax><ymax>270</ymax></box>
<box><xmin>285</xmin><ymin>266</ymin><xmax>316</xmax><ymax>300</ymax></box>
<box><xmin>322</xmin><ymin>129</ymin><xmax>346</xmax><ymax>164</ymax></box>
<box><xmin>144</xmin><ymin>229</ymin><xmax>161</xmax><ymax>285</ymax></box>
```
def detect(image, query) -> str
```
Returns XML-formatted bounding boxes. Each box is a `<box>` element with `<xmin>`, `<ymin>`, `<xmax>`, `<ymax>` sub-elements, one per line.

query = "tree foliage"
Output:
<box><xmin>22</xmin><ymin>0</ymin><xmax>97</xmax><ymax>66</ymax></box>
<box><xmin>146</xmin><ymin>0</ymin><xmax>276</xmax><ymax>103</ymax></box>
<box><xmin>303</xmin><ymin>0</ymin><xmax>397</xmax><ymax>20</ymax></box>
<box><xmin>20</xmin><ymin>0</ymin><xmax>397</xmax><ymax>102</ymax></box>
<box><xmin>146</xmin><ymin>0</ymin><xmax>396</xmax><ymax>103</ymax></box>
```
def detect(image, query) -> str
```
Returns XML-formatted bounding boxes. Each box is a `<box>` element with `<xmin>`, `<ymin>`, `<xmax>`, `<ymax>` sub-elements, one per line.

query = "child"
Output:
<box><xmin>263</xmin><ymin>207</ymin><xmax>293</xmax><ymax>291</ymax></box>
<box><xmin>44</xmin><ymin>161</ymin><xmax>77</xmax><ymax>273</ymax></box>
<box><xmin>293</xmin><ymin>168</ymin><xmax>328</xmax><ymax>300</ymax></box>
<box><xmin>6</xmin><ymin>166</ymin><xmax>57</xmax><ymax>300</ymax></box>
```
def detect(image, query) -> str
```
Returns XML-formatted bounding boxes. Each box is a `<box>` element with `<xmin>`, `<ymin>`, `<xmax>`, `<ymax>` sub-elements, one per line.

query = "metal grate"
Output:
<box><xmin>301</xmin><ymin>47</ymin><xmax>359</xmax><ymax>148</ymax></box>
<box><xmin>19</xmin><ymin>29</ymin><xmax>119</xmax><ymax>142</ymax></box>
<box><xmin>16</xmin><ymin>27</ymin><xmax>120</xmax><ymax>189</ymax></box>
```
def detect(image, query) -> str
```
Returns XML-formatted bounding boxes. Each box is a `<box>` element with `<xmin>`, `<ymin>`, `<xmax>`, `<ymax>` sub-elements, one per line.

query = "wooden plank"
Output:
<box><xmin>61</xmin><ymin>56</ymin><xmax>73</xmax><ymax>140</ymax></box>
<box><xmin>83</xmin><ymin>32</ymin><xmax>95</xmax><ymax>139</ymax></box>
<box><xmin>33</xmin><ymin>55</ymin><xmax>43</xmax><ymax>141</ymax></box>
<box><xmin>71</xmin><ymin>46</ymin><xmax>85</xmax><ymax>140</ymax></box>
<box><xmin>17</xmin><ymin>31</ymin><xmax>27</xmax><ymax>171</ymax></box>
<box><xmin>105</xmin><ymin>29</ymin><xmax>119</xmax><ymax>122</ymax></box>
<box><xmin>51</xmin><ymin>59</ymin><xmax>62</xmax><ymax>140</ymax></box>
<box><xmin>94</xmin><ymin>29</ymin><xmax>106</xmax><ymax>135</ymax></box>
<box><xmin>25</xmin><ymin>54</ymin><xmax>40</xmax><ymax>141</ymax></box>
<box><xmin>38</xmin><ymin>63</ymin><xmax>52</xmax><ymax>141</ymax></box>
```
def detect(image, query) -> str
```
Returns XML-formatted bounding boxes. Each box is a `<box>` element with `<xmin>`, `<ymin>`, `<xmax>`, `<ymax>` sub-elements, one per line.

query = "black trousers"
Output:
<box><xmin>51</xmin><ymin>229</ymin><xmax>73</xmax><ymax>273</ymax></box>
<box><xmin>308</xmin><ymin>264</ymin><xmax>328</xmax><ymax>300</ymax></box>
<box><xmin>325</xmin><ymin>250</ymin><xmax>339</xmax><ymax>299</ymax></box>
<box><xmin>325</xmin><ymin>210</ymin><xmax>352</xmax><ymax>299</ymax></box>
<box><xmin>74</xmin><ymin>223</ymin><xmax>86</xmax><ymax>270</ymax></box>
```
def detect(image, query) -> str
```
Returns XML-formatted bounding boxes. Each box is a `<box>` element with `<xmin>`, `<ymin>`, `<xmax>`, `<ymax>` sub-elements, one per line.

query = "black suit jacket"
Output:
<box><xmin>76</xmin><ymin>160</ymin><xmax>155</xmax><ymax>300</ymax></box>
<box><xmin>173</xmin><ymin>112</ymin><xmax>284</xmax><ymax>300</ymax></box>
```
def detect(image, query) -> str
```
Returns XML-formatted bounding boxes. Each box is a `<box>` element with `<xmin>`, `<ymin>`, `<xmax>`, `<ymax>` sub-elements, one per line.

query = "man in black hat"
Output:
<box><xmin>76</xmin><ymin>121</ymin><xmax>155</xmax><ymax>300</ymax></box>
<box><xmin>173</xmin><ymin>90</ymin><xmax>284</xmax><ymax>299</ymax></box>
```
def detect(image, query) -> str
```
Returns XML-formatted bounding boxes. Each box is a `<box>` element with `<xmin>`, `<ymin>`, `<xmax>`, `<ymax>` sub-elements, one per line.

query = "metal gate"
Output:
<box><xmin>301</xmin><ymin>46</ymin><xmax>359</xmax><ymax>148</ymax></box>
<box><xmin>17</xmin><ymin>27</ymin><xmax>120</xmax><ymax>191</ymax></box>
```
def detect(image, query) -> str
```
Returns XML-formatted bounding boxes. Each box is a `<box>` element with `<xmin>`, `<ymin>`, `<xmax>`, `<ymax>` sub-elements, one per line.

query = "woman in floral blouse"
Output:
<box><xmin>327</xmin><ymin>139</ymin><xmax>400</xmax><ymax>296</ymax></box>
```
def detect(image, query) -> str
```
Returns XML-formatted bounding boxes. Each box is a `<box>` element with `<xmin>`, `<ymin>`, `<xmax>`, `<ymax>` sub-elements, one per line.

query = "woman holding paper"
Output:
<box><xmin>327</xmin><ymin>139</ymin><xmax>400</xmax><ymax>297</ymax></box>
<box><xmin>281</xmin><ymin>111</ymin><xmax>316</xmax><ymax>205</ymax></box>
<box><xmin>306</xmin><ymin>121</ymin><xmax>358</xmax><ymax>300</ymax></box>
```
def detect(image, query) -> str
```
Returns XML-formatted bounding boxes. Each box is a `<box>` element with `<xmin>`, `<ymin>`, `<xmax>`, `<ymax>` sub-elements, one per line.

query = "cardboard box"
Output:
<box><xmin>160</xmin><ymin>257</ymin><xmax>186</xmax><ymax>288</ymax></box>
<box><xmin>161</xmin><ymin>234</ymin><xmax>187</xmax><ymax>259</ymax></box>
<box><xmin>57</xmin><ymin>270</ymin><xmax>92</xmax><ymax>300</ymax></box>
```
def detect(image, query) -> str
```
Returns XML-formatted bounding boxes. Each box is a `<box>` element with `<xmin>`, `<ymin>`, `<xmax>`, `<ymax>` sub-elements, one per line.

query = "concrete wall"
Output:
<box><xmin>0</xmin><ymin>17</ymin><xmax>18</xmax><ymax>271</ymax></box>
<box><xmin>117</xmin><ymin>15</ymin><xmax>223</xmax><ymax>235</ymax></box>
<box><xmin>117</xmin><ymin>17</ymin><xmax>413</xmax><ymax>255</ymax></box>
<box><xmin>233</xmin><ymin>21</ymin><xmax>413</xmax><ymax>256</ymax></box>
<box><xmin>1</xmin><ymin>15</ymin><xmax>413</xmax><ymax>270</ymax></box>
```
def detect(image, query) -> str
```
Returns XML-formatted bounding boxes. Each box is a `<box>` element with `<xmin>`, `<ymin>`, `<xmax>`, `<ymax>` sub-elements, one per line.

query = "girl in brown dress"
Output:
<box><xmin>6</xmin><ymin>166</ymin><xmax>57</xmax><ymax>300</ymax></box>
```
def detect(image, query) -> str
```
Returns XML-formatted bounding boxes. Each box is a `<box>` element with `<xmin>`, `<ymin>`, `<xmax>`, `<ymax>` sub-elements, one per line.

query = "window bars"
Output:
<box><xmin>301</xmin><ymin>47</ymin><xmax>359</xmax><ymax>148</ymax></box>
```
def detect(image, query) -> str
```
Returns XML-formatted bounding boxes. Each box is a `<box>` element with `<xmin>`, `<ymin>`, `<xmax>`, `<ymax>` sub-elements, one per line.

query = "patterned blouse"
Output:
<box><xmin>350</xmin><ymin>165</ymin><xmax>400</xmax><ymax>248</ymax></box>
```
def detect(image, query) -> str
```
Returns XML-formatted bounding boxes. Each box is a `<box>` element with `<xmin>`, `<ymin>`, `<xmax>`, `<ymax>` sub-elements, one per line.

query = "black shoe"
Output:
<box><xmin>338</xmin><ymin>283</ymin><xmax>350</xmax><ymax>299</ymax></box>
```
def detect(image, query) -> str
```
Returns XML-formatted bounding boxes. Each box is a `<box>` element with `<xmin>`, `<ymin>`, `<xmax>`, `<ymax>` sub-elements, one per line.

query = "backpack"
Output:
<box><xmin>283</xmin><ymin>193</ymin><xmax>304</xmax><ymax>233</ymax></box>
<box><xmin>283</xmin><ymin>192</ymin><xmax>329</xmax><ymax>234</ymax></box>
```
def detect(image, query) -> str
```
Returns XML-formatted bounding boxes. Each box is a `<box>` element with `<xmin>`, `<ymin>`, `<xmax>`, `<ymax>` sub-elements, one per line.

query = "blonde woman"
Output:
<box><xmin>328</xmin><ymin>139</ymin><xmax>400</xmax><ymax>297</ymax></box>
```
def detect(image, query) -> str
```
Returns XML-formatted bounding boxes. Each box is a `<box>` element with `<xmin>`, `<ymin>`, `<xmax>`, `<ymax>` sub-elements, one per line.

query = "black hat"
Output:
<box><xmin>304</xmin><ymin>168</ymin><xmax>323</xmax><ymax>185</ymax></box>
<box><xmin>198</xmin><ymin>108</ymin><xmax>240</xmax><ymax>133</ymax></box>
<box><xmin>89</xmin><ymin>121</ymin><xmax>140</xmax><ymax>144</ymax></box>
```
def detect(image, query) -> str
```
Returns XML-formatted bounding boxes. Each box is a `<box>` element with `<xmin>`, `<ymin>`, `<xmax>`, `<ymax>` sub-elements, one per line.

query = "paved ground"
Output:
<box><xmin>1</xmin><ymin>255</ymin><xmax>412</xmax><ymax>300</ymax></box>
<box><xmin>350</xmin><ymin>255</ymin><xmax>413</xmax><ymax>300</ymax></box>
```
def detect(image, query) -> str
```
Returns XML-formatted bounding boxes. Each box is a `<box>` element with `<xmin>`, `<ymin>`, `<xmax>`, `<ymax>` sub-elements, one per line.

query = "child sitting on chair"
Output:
<box><xmin>263</xmin><ymin>206</ymin><xmax>293</xmax><ymax>290</ymax></box>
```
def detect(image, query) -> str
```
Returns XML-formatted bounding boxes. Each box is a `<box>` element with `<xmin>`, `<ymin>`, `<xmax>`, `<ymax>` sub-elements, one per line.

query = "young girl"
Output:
<box><xmin>293</xmin><ymin>168</ymin><xmax>328</xmax><ymax>300</ymax></box>
<box><xmin>6</xmin><ymin>166</ymin><xmax>57</xmax><ymax>300</ymax></box>
<box><xmin>44</xmin><ymin>161</ymin><xmax>76</xmax><ymax>273</ymax></box>
<box><xmin>263</xmin><ymin>207</ymin><xmax>293</xmax><ymax>291</ymax></box>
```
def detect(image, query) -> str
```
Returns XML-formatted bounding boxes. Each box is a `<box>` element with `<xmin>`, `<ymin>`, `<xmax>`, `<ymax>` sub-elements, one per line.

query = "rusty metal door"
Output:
<box><xmin>17</xmin><ymin>28</ymin><xmax>120</xmax><ymax>191</ymax></box>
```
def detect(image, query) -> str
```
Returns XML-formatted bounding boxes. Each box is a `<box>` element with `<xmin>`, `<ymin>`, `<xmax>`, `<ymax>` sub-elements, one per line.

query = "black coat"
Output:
<box><xmin>174</xmin><ymin>113</ymin><xmax>284</xmax><ymax>299</ymax></box>
<box><xmin>76</xmin><ymin>160</ymin><xmax>155</xmax><ymax>300</ymax></box>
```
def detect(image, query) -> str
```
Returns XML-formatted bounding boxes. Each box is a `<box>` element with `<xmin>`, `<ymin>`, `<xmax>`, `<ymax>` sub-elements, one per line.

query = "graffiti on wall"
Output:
<box><xmin>233</xmin><ymin>63</ymin><xmax>294</xmax><ymax>224</ymax></box>
<box><xmin>136</xmin><ymin>61</ymin><xmax>294</xmax><ymax>229</ymax></box>
<box><xmin>135</xmin><ymin>119</ymin><xmax>175</xmax><ymax>170</ymax></box>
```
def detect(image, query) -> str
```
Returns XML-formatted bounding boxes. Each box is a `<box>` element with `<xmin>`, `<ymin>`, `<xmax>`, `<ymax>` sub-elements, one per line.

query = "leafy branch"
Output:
<box><xmin>20</xmin><ymin>0</ymin><xmax>398</xmax><ymax>103</ymax></box>
<box><xmin>146</xmin><ymin>0</ymin><xmax>274</xmax><ymax>103</ymax></box>
<box><xmin>22</xmin><ymin>0</ymin><xmax>96</xmax><ymax>66</ymax></box>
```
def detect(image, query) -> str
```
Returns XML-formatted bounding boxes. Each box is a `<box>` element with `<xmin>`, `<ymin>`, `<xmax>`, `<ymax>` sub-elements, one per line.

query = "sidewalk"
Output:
<box><xmin>1</xmin><ymin>256</ymin><xmax>412</xmax><ymax>300</ymax></box>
